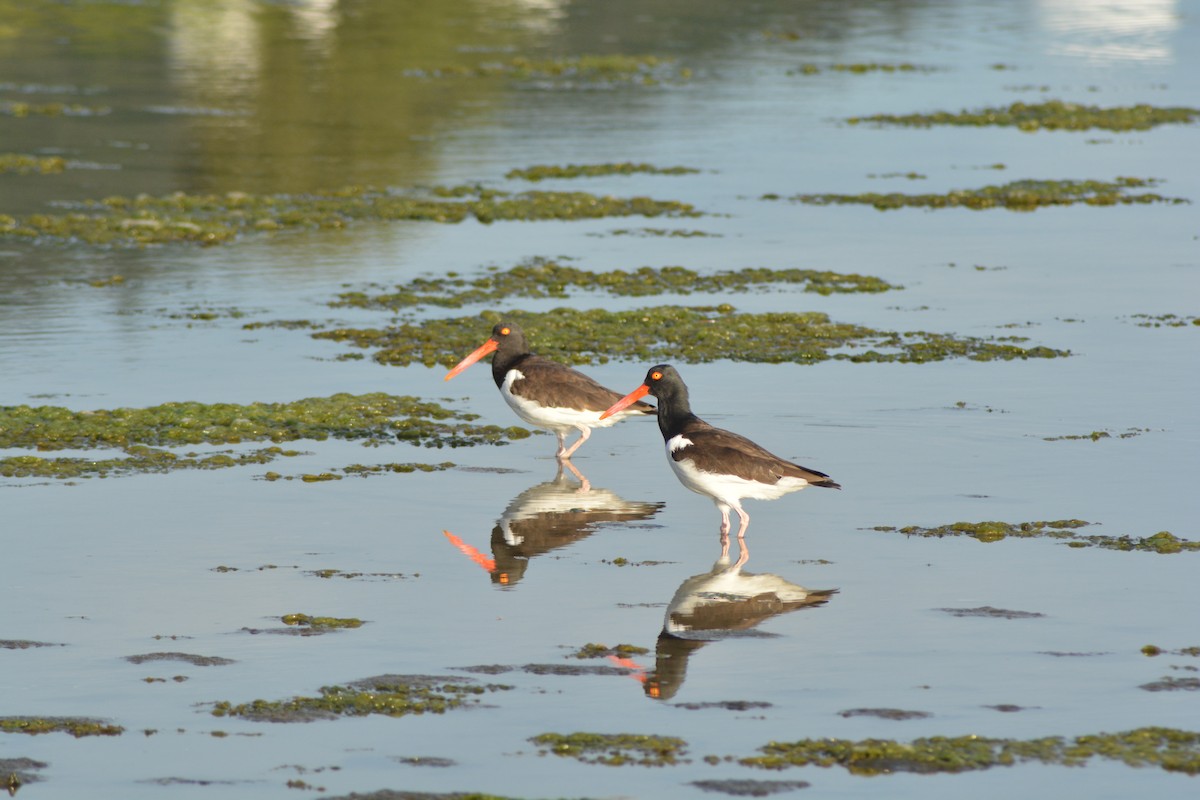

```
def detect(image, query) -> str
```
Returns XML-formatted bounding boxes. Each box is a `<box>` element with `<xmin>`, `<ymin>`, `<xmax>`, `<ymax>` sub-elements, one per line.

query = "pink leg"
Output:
<box><xmin>554</xmin><ymin>432</ymin><xmax>568</xmax><ymax>458</ymax></box>
<box><xmin>733</xmin><ymin>506</ymin><xmax>751</xmax><ymax>540</ymax></box>
<box><xmin>560</xmin><ymin>457</ymin><xmax>591</xmax><ymax>493</ymax></box>
<box><xmin>558</xmin><ymin>426</ymin><xmax>591</xmax><ymax>460</ymax></box>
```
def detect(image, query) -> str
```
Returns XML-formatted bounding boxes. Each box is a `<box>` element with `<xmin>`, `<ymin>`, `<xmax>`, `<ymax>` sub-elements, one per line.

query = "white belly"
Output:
<box><xmin>666</xmin><ymin>440</ymin><xmax>810</xmax><ymax>505</ymax></box>
<box><xmin>500</xmin><ymin>369</ymin><xmax>612</xmax><ymax>433</ymax></box>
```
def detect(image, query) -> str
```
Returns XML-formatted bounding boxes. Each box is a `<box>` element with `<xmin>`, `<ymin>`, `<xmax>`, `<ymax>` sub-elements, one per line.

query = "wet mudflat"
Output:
<box><xmin>2</xmin><ymin>1</ymin><xmax>1199</xmax><ymax>799</ymax></box>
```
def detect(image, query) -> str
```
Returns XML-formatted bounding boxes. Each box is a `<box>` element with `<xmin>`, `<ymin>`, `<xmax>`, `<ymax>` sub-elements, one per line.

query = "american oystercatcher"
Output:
<box><xmin>611</xmin><ymin>557</ymin><xmax>836</xmax><ymax>699</ymax></box>
<box><xmin>601</xmin><ymin>364</ymin><xmax>839</xmax><ymax>557</ymax></box>
<box><xmin>443</xmin><ymin>463</ymin><xmax>663</xmax><ymax>586</ymax></box>
<box><xmin>444</xmin><ymin>321</ymin><xmax>656</xmax><ymax>461</ymax></box>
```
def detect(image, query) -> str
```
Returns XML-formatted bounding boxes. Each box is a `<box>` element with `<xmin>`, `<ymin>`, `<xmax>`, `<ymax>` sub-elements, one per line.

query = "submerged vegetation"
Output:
<box><xmin>530</xmin><ymin>732</ymin><xmax>689</xmax><ymax>766</ymax></box>
<box><xmin>0</xmin><ymin>185</ymin><xmax>699</xmax><ymax>247</ymax></box>
<box><xmin>0</xmin><ymin>101</ymin><xmax>108</xmax><ymax>117</ymax></box>
<box><xmin>869</xmin><ymin>520</ymin><xmax>1199</xmax><ymax>553</ymax></box>
<box><xmin>0</xmin><ymin>717</ymin><xmax>123</xmax><ymax>737</ymax></box>
<box><xmin>791</xmin><ymin>62</ymin><xmax>929</xmax><ymax>75</ymax></box>
<box><xmin>1127</xmin><ymin>313</ymin><xmax>1200</xmax><ymax>328</ymax></box>
<box><xmin>403</xmin><ymin>54</ymin><xmax>690</xmax><ymax>84</ymax></box>
<box><xmin>0</xmin><ymin>153</ymin><xmax>68</xmax><ymax>174</ymax></box>
<box><xmin>211</xmin><ymin>675</ymin><xmax>510</xmax><ymax>722</ymax></box>
<box><xmin>846</xmin><ymin>100</ymin><xmax>1200</xmax><ymax>131</ymax></box>
<box><xmin>1042</xmin><ymin>428</ymin><xmax>1149</xmax><ymax>441</ymax></box>
<box><xmin>281</xmin><ymin>614</ymin><xmax>365</xmax><ymax>630</ymax></box>
<box><xmin>774</xmin><ymin>177</ymin><xmax>1187</xmax><ymax>211</ymax></box>
<box><xmin>0</xmin><ymin>394</ymin><xmax>531</xmax><ymax>480</ymax></box>
<box><xmin>739</xmin><ymin>727</ymin><xmax>1200</xmax><ymax>775</ymax></box>
<box><xmin>568</xmin><ymin>643</ymin><xmax>651</xmax><ymax>660</ymax></box>
<box><xmin>331</xmin><ymin>258</ymin><xmax>900</xmax><ymax>310</ymax></box>
<box><xmin>310</xmin><ymin>307</ymin><xmax>1070</xmax><ymax>368</ymax></box>
<box><xmin>506</xmin><ymin>163</ymin><xmax>699</xmax><ymax>181</ymax></box>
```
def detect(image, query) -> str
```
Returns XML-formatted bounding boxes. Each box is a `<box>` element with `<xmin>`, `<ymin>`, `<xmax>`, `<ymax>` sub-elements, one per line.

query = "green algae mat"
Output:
<box><xmin>845</xmin><ymin>100</ymin><xmax>1200</xmax><ymax>131</ymax></box>
<box><xmin>527</xmin><ymin>727</ymin><xmax>1200</xmax><ymax>775</ymax></box>
<box><xmin>868</xmin><ymin>519</ymin><xmax>1199</xmax><ymax>554</ymax></box>
<box><xmin>773</xmin><ymin>177</ymin><xmax>1188</xmax><ymax>211</ymax></box>
<box><xmin>308</xmin><ymin>307</ymin><xmax>1070</xmax><ymax>368</ymax></box>
<box><xmin>211</xmin><ymin>675</ymin><xmax>511</xmax><ymax>723</ymax></box>
<box><xmin>0</xmin><ymin>393</ymin><xmax>531</xmax><ymax>480</ymax></box>
<box><xmin>0</xmin><ymin>185</ymin><xmax>699</xmax><ymax>247</ymax></box>
<box><xmin>329</xmin><ymin>259</ymin><xmax>898</xmax><ymax>310</ymax></box>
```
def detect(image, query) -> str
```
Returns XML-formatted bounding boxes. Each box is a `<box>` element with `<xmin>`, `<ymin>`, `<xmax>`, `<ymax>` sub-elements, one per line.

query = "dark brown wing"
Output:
<box><xmin>510</xmin><ymin>355</ymin><xmax>655</xmax><ymax>414</ymax></box>
<box><xmin>674</xmin><ymin>419</ymin><xmax>838</xmax><ymax>487</ymax></box>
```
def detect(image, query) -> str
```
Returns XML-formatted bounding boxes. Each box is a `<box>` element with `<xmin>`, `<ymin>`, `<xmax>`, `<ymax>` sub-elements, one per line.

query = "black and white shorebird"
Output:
<box><xmin>444</xmin><ymin>321</ymin><xmax>656</xmax><ymax>461</ymax></box>
<box><xmin>602</xmin><ymin>364</ymin><xmax>839</xmax><ymax>557</ymax></box>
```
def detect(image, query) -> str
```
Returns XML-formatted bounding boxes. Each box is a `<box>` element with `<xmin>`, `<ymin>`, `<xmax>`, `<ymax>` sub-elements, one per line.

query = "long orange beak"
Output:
<box><xmin>443</xmin><ymin>530</ymin><xmax>497</xmax><ymax>573</ymax></box>
<box><xmin>444</xmin><ymin>338</ymin><xmax>498</xmax><ymax>381</ymax></box>
<box><xmin>600</xmin><ymin>384</ymin><xmax>650</xmax><ymax>420</ymax></box>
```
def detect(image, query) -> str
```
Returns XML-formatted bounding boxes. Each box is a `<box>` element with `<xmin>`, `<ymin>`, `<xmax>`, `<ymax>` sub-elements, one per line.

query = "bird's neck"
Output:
<box><xmin>491</xmin><ymin>348</ymin><xmax>529</xmax><ymax>387</ymax></box>
<box><xmin>655</xmin><ymin>390</ymin><xmax>696</xmax><ymax>439</ymax></box>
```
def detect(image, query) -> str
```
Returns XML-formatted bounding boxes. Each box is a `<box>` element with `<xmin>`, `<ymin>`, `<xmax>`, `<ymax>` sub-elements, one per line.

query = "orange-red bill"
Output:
<box><xmin>444</xmin><ymin>338</ymin><xmax>498</xmax><ymax>381</ymax></box>
<box><xmin>443</xmin><ymin>530</ymin><xmax>497</xmax><ymax>573</ymax></box>
<box><xmin>607</xmin><ymin>654</ymin><xmax>648</xmax><ymax>684</ymax></box>
<box><xmin>599</xmin><ymin>384</ymin><xmax>650</xmax><ymax>420</ymax></box>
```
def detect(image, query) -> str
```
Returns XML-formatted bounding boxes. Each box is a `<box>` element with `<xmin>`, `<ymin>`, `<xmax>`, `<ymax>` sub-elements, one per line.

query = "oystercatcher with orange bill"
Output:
<box><xmin>445</xmin><ymin>321</ymin><xmax>656</xmax><ymax>461</ymax></box>
<box><xmin>602</xmin><ymin>365</ymin><xmax>839</xmax><ymax>552</ymax></box>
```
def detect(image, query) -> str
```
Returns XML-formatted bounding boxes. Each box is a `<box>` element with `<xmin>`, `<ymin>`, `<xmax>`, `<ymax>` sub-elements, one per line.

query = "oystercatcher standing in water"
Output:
<box><xmin>444</xmin><ymin>321</ymin><xmax>656</xmax><ymax>461</ymax></box>
<box><xmin>602</xmin><ymin>364</ymin><xmax>839</xmax><ymax>558</ymax></box>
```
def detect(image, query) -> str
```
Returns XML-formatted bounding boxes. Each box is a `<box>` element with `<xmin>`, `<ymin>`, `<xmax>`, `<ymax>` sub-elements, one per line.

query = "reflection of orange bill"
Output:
<box><xmin>443</xmin><ymin>530</ymin><xmax>496</xmax><ymax>573</ymax></box>
<box><xmin>607</xmin><ymin>654</ymin><xmax>647</xmax><ymax>684</ymax></box>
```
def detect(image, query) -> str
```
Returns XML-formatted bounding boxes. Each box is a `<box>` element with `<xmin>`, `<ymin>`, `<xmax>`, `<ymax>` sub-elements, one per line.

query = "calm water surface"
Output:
<box><xmin>2</xmin><ymin>1</ymin><xmax>1199</xmax><ymax>798</ymax></box>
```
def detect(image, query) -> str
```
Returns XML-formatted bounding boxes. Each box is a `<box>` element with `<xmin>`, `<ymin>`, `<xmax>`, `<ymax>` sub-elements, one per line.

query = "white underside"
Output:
<box><xmin>501</xmin><ymin>369</ymin><xmax>634</xmax><ymax>433</ymax></box>
<box><xmin>665</xmin><ymin>437</ymin><xmax>810</xmax><ymax>509</ymax></box>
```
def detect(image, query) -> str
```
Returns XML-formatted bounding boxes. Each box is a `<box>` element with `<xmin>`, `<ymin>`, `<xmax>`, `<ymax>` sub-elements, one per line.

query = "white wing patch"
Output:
<box><xmin>667</xmin><ymin>434</ymin><xmax>694</xmax><ymax>453</ymax></box>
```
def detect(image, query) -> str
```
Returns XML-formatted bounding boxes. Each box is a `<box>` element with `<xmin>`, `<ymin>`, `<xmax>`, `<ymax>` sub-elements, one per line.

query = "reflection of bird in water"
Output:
<box><xmin>613</xmin><ymin>554</ymin><xmax>836</xmax><ymax>701</ymax></box>
<box><xmin>444</xmin><ymin>464</ymin><xmax>663</xmax><ymax>586</ymax></box>
<box><xmin>444</xmin><ymin>321</ymin><xmax>656</xmax><ymax>460</ymax></box>
<box><xmin>603</xmin><ymin>364</ymin><xmax>839</xmax><ymax>566</ymax></box>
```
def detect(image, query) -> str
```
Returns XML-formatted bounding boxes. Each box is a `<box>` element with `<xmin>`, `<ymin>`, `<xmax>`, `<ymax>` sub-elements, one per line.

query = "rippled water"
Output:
<box><xmin>3</xmin><ymin>1</ymin><xmax>1199</xmax><ymax>798</ymax></box>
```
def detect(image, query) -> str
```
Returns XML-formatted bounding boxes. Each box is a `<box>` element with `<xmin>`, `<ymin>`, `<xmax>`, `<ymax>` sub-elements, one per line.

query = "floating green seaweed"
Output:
<box><xmin>310</xmin><ymin>307</ymin><xmax>1069</xmax><ymax>368</ymax></box>
<box><xmin>404</xmin><ymin>54</ymin><xmax>690</xmax><ymax>84</ymax></box>
<box><xmin>0</xmin><ymin>393</ymin><xmax>525</xmax><ymax>450</ymax></box>
<box><xmin>0</xmin><ymin>717</ymin><xmax>123</xmax><ymax>737</ymax></box>
<box><xmin>506</xmin><ymin>163</ymin><xmax>699</xmax><ymax>181</ymax></box>
<box><xmin>1142</xmin><ymin>645</ymin><xmax>1200</xmax><ymax>657</ymax></box>
<box><xmin>331</xmin><ymin>259</ymin><xmax>900</xmax><ymax>310</ymax></box>
<box><xmin>1128</xmin><ymin>313</ymin><xmax>1200</xmax><ymax>328</ymax></box>
<box><xmin>0</xmin><ymin>101</ymin><xmax>109</xmax><ymax>117</ymax></box>
<box><xmin>847</xmin><ymin>100</ymin><xmax>1200</xmax><ymax>131</ymax></box>
<box><xmin>281</xmin><ymin>614</ymin><xmax>364</xmax><ymax>629</ymax></box>
<box><xmin>0</xmin><ymin>394</ymin><xmax>531</xmax><ymax>480</ymax></box>
<box><xmin>212</xmin><ymin>675</ymin><xmax>510</xmax><ymax>723</ymax></box>
<box><xmin>0</xmin><ymin>185</ymin><xmax>699</xmax><ymax>246</ymax></box>
<box><xmin>869</xmin><ymin>520</ymin><xmax>1198</xmax><ymax>553</ymax></box>
<box><xmin>530</xmin><ymin>732</ymin><xmax>689</xmax><ymax>766</ymax></box>
<box><xmin>739</xmin><ymin>727</ymin><xmax>1200</xmax><ymax>775</ymax></box>
<box><xmin>792</xmin><ymin>62</ymin><xmax>929</xmax><ymax>75</ymax></box>
<box><xmin>568</xmin><ymin>643</ymin><xmax>650</xmax><ymax>660</ymax></box>
<box><xmin>1042</xmin><ymin>428</ymin><xmax>1149</xmax><ymax>441</ymax></box>
<box><xmin>774</xmin><ymin>177</ymin><xmax>1187</xmax><ymax>211</ymax></box>
<box><xmin>0</xmin><ymin>153</ymin><xmax>68</xmax><ymax>174</ymax></box>
<box><xmin>0</xmin><ymin>445</ymin><xmax>299</xmax><ymax>480</ymax></box>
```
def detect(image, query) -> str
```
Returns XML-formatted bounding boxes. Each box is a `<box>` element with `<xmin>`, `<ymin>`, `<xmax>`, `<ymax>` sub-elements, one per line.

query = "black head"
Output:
<box><xmin>641</xmin><ymin>364</ymin><xmax>687</xmax><ymax>399</ymax></box>
<box><xmin>490</xmin><ymin>321</ymin><xmax>526</xmax><ymax>348</ymax></box>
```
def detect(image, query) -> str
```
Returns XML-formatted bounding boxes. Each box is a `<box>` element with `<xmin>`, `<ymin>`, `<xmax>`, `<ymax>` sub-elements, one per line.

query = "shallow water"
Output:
<box><xmin>3</xmin><ymin>1</ymin><xmax>1200</xmax><ymax>798</ymax></box>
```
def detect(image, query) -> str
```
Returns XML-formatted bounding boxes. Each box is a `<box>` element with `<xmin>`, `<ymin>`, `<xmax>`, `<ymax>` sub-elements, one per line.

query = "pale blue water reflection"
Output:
<box><xmin>3</xmin><ymin>0</ymin><xmax>1200</xmax><ymax>798</ymax></box>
